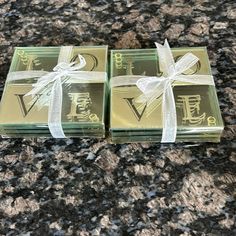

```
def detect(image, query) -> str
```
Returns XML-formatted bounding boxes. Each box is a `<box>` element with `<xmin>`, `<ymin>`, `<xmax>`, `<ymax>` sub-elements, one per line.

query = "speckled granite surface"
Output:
<box><xmin>0</xmin><ymin>0</ymin><xmax>236</xmax><ymax>235</ymax></box>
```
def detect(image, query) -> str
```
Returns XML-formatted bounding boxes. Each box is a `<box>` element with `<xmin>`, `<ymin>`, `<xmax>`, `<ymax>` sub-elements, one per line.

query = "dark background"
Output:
<box><xmin>0</xmin><ymin>0</ymin><xmax>235</xmax><ymax>235</ymax></box>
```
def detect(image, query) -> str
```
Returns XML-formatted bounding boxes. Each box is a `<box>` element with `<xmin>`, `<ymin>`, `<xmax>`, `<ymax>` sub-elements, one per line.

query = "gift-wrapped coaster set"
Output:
<box><xmin>0</xmin><ymin>46</ymin><xmax>108</xmax><ymax>138</ymax></box>
<box><xmin>0</xmin><ymin>40</ymin><xmax>224</xmax><ymax>143</ymax></box>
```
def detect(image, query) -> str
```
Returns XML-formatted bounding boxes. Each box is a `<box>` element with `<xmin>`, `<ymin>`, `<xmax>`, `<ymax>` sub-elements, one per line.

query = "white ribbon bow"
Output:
<box><xmin>25</xmin><ymin>55</ymin><xmax>87</xmax><ymax>138</ymax></box>
<box><xmin>135</xmin><ymin>39</ymin><xmax>214</xmax><ymax>143</ymax></box>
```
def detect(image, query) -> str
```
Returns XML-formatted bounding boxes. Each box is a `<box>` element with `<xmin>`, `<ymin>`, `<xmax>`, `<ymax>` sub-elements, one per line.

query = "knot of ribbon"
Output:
<box><xmin>134</xmin><ymin>39</ymin><xmax>215</xmax><ymax>143</ymax></box>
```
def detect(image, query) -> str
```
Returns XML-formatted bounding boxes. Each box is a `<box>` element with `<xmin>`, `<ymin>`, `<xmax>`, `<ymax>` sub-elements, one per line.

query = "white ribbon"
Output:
<box><xmin>6</xmin><ymin>46</ymin><xmax>106</xmax><ymax>138</ymax></box>
<box><xmin>135</xmin><ymin>39</ymin><xmax>215</xmax><ymax>142</ymax></box>
<box><xmin>110</xmin><ymin>39</ymin><xmax>215</xmax><ymax>143</ymax></box>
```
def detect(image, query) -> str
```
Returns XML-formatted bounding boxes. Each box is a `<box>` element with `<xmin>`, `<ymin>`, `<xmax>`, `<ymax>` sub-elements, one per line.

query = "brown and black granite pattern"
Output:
<box><xmin>0</xmin><ymin>0</ymin><xmax>236</xmax><ymax>235</ymax></box>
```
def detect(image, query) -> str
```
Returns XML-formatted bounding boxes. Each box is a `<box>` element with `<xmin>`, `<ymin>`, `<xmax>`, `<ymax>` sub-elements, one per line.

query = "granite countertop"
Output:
<box><xmin>0</xmin><ymin>0</ymin><xmax>236</xmax><ymax>235</ymax></box>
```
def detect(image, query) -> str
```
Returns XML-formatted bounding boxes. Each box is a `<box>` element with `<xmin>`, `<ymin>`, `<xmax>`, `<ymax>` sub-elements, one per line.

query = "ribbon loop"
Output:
<box><xmin>174</xmin><ymin>53</ymin><xmax>199</xmax><ymax>75</ymax></box>
<box><xmin>53</xmin><ymin>62</ymin><xmax>72</xmax><ymax>72</ymax></box>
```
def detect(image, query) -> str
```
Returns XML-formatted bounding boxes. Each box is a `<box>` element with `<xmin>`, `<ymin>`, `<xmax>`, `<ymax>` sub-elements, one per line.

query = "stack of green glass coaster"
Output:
<box><xmin>0</xmin><ymin>46</ymin><xmax>108</xmax><ymax>138</ymax></box>
<box><xmin>110</xmin><ymin>47</ymin><xmax>223</xmax><ymax>143</ymax></box>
